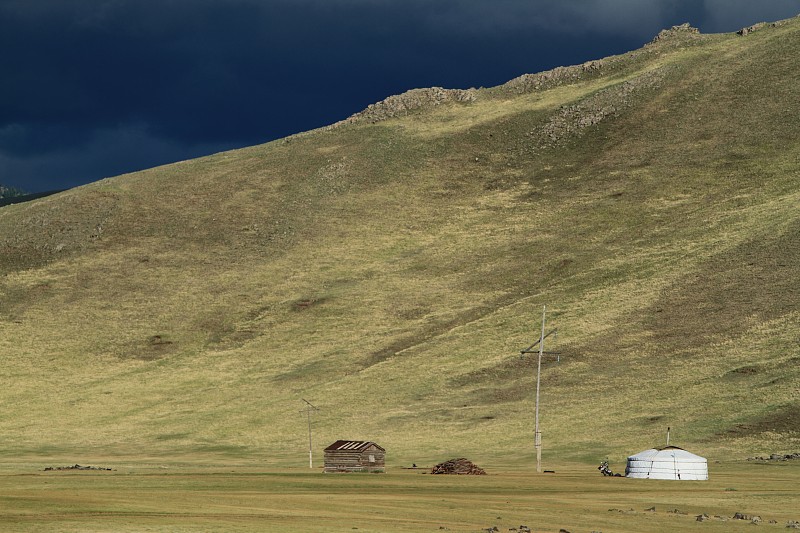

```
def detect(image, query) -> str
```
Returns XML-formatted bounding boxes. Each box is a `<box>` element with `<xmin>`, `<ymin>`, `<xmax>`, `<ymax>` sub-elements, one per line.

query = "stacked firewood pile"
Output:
<box><xmin>430</xmin><ymin>458</ymin><xmax>486</xmax><ymax>475</ymax></box>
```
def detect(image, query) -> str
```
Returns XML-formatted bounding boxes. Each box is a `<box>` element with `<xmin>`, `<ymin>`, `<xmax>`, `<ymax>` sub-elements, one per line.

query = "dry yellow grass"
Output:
<box><xmin>0</xmin><ymin>461</ymin><xmax>798</xmax><ymax>532</ymax></box>
<box><xmin>0</xmin><ymin>15</ymin><xmax>797</xmax><ymax>487</ymax></box>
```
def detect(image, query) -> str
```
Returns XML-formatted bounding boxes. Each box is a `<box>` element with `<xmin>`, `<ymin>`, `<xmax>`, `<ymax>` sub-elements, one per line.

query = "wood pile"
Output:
<box><xmin>430</xmin><ymin>458</ymin><xmax>486</xmax><ymax>475</ymax></box>
<box><xmin>43</xmin><ymin>464</ymin><xmax>112</xmax><ymax>471</ymax></box>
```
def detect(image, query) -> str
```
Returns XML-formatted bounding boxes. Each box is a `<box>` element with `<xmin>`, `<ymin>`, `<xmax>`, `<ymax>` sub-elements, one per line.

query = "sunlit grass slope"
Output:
<box><xmin>0</xmin><ymin>20</ymin><xmax>797</xmax><ymax>467</ymax></box>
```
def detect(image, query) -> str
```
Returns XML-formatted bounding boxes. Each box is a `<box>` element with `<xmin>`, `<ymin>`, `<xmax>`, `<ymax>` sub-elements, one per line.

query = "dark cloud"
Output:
<box><xmin>0</xmin><ymin>123</ymin><xmax>234</xmax><ymax>192</ymax></box>
<box><xmin>702</xmin><ymin>0</ymin><xmax>799</xmax><ymax>30</ymax></box>
<box><xmin>0</xmin><ymin>0</ymin><xmax>797</xmax><ymax>192</ymax></box>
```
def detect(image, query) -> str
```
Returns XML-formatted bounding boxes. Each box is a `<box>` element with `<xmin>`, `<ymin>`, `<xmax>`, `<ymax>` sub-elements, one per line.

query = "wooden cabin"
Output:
<box><xmin>323</xmin><ymin>440</ymin><xmax>385</xmax><ymax>473</ymax></box>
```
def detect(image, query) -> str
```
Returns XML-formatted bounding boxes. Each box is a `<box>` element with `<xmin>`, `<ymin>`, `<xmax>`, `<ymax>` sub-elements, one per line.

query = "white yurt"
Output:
<box><xmin>625</xmin><ymin>446</ymin><xmax>708</xmax><ymax>480</ymax></box>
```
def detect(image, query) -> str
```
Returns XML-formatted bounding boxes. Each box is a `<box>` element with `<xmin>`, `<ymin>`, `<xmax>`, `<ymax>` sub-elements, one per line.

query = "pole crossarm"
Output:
<box><xmin>519</xmin><ymin>328</ymin><xmax>558</xmax><ymax>354</ymax></box>
<box><xmin>301</xmin><ymin>398</ymin><xmax>320</xmax><ymax>411</ymax></box>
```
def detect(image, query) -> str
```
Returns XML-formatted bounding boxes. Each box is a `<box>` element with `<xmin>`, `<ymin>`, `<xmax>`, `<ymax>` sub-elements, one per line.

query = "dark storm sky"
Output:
<box><xmin>2</xmin><ymin>0</ymin><xmax>798</xmax><ymax>193</ymax></box>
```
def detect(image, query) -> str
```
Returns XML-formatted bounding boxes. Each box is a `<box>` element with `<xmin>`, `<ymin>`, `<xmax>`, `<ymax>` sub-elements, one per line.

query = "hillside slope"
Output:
<box><xmin>0</xmin><ymin>19</ymin><xmax>798</xmax><ymax>466</ymax></box>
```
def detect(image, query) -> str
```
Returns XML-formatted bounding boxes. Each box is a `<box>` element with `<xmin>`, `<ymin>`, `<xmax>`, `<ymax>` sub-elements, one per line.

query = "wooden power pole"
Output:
<box><xmin>535</xmin><ymin>305</ymin><xmax>545</xmax><ymax>472</ymax></box>
<box><xmin>519</xmin><ymin>305</ymin><xmax>560</xmax><ymax>473</ymax></box>
<box><xmin>301</xmin><ymin>399</ymin><xmax>320</xmax><ymax>468</ymax></box>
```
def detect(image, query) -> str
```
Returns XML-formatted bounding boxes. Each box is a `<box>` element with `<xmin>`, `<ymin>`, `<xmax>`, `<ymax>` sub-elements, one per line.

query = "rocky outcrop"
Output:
<box><xmin>648</xmin><ymin>23</ymin><xmax>700</xmax><ymax>45</ymax></box>
<box><xmin>325</xmin><ymin>21</ymin><xmax>705</xmax><ymax>131</ymax></box>
<box><xmin>737</xmin><ymin>19</ymin><xmax>792</xmax><ymax>35</ymax></box>
<box><xmin>333</xmin><ymin>87</ymin><xmax>477</xmax><ymax>127</ymax></box>
<box><xmin>522</xmin><ymin>67</ymin><xmax>667</xmax><ymax>151</ymax></box>
<box><xmin>503</xmin><ymin>60</ymin><xmax>605</xmax><ymax>94</ymax></box>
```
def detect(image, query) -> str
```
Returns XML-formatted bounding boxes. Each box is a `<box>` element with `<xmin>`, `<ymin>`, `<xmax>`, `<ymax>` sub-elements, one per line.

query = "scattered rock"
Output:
<box><xmin>747</xmin><ymin>452</ymin><xmax>800</xmax><ymax>461</ymax></box>
<box><xmin>738</xmin><ymin>22</ymin><xmax>768</xmax><ymax>36</ymax></box>
<box><xmin>696</xmin><ymin>514</ymin><xmax>710</xmax><ymax>522</ymax></box>
<box><xmin>521</xmin><ymin>68</ymin><xmax>666</xmax><ymax>151</ymax></box>
<box><xmin>737</xmin><ymin>20</ymin><xmax>789</xmax><ymax>36</ymax></box>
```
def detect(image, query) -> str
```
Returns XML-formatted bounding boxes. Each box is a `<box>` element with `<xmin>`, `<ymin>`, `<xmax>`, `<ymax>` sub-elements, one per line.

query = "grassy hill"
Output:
<box><xmin>0</xmin><ymin>19</ymin><xmax>797</xmax><ymax>468</ymax></box>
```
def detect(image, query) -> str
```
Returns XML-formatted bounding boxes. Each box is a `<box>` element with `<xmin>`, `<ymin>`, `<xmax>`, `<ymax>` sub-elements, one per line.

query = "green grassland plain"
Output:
<box><xmin>0</xmin><ymin>17</ymin><xmax>798</xmax><ymax>533</ymax></box>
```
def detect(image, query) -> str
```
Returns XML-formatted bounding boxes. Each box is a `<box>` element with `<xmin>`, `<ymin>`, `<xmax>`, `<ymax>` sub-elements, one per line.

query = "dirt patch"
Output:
<box><xmin>119</xmin><ymin>334</ymin><xmax>178</xmax><ymax>361</ymax></box>
<box><xmin>292</xmin><ymin>297</ymin><xmax>328</xmax><ymax>311</ymax></box>
<box><xmin>730</xmin><ymin>365</ymin><xmax>759</xmax><ymax>375</ymax></box>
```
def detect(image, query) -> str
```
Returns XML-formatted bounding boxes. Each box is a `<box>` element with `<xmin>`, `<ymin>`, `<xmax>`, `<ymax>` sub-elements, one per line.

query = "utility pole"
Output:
<box><xmin>535</xmin><ymin>305</ymin><xmax>545</xmax><ymax>472</ymax></box>
<box><xmin>301</xmin><ymin>399</ymin><xmax>320</xmax><ymax>468</ymax></box>
<box><xmin>519</xmin><ymin>305</ymin><xmax>560</xmax><ymax>473</ymax></box>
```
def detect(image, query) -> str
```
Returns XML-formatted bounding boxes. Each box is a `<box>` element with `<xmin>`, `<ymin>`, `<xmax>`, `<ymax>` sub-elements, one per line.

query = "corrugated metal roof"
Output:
<box><xmin>324</xmin><ymin>440</ymin><xmax>385</xmax><ymax>452</ymax></box>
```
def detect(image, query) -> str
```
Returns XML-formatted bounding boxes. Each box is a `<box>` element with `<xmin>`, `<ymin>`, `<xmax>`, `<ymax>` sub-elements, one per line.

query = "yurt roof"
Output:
<box><xmin>628</xmin><ymin>446</ymin><xmax>706</xmax><ymax>461</ymax></box>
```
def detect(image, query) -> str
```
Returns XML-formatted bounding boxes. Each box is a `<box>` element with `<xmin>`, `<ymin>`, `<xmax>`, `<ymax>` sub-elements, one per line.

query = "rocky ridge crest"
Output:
<box><xmin>647</xmin><ymin>23</ymin><xmax>701</xmax><ymax>45</ymax></box>
<box><xmin>332</xmin><ymin>87</ymin><xmax>477</xmax><ymax>127</ymax></box>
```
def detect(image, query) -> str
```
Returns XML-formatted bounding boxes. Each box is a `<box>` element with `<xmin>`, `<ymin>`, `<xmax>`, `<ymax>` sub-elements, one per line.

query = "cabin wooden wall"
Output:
<box><xmin>324</xmin><ymin>445</ymin><xmax>385</xmax><ymax>473</ymax></box>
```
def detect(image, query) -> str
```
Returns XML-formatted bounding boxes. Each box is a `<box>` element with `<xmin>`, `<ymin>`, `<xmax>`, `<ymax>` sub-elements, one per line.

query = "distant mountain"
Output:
<box><xmin>0</xmin><ymin>184</ymin><xmax>25</xmax><ymax>199</ymax></box>
<box><xmin>0</xmin><ymin>188</ymin><xmax>65</xmax><ymax>207</ymax></box>
<box><xmin>0</xmin><ymin>17</ymin><xmax>797</xmax><ymax>464</ymax></box>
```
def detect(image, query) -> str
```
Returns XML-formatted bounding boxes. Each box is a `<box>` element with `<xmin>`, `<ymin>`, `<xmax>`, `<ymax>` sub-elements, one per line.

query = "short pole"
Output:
<box><xmin>301</xmin><ymin>399</ymin><xmax>319</xmax><ymax>469</ymax></box>
<box><xmin>307</xmin><ymin>408</ymin><xmax>313</xmax><ymax>468</ymax></box>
